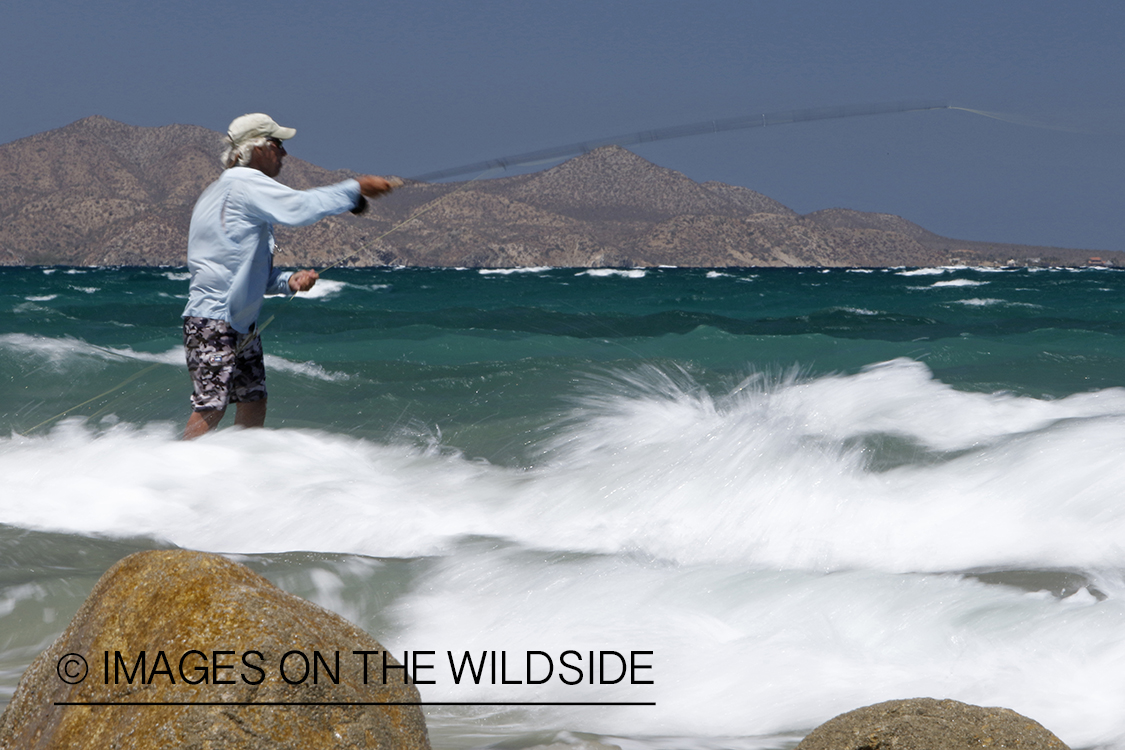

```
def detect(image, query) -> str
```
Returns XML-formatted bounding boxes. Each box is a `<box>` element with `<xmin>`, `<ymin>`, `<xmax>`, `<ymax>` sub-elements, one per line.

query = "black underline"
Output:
<box><xmin>54</xmin><ymin>701</ymin><xmax>655</xmax><ymax>707</ymax></box>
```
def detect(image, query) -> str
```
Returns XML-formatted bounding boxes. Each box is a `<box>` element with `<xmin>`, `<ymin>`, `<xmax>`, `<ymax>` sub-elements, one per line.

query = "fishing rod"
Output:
<box><xmin>411</xmin><ymin>100</ymin><xmax>952</xmax><ymax>182</ymax></box>
<box><xmin>307</xmin><ymin>99</ymin><xmax>958</xmax><ymax>276</ymax></box>
<box><xmin>16</xmin><ymin>99</ymin><xmax>965</xmax><ymax>434</ymax></box>
<box><xmin>311</xmin><ymin>100</ymin><xmax>957</xmax><ymax>275</ymax></box>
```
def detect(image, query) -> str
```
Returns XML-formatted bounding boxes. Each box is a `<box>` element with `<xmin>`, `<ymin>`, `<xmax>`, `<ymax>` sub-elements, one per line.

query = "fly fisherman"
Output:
<box><xmin>182</xmin><ymin>113</ymin><xmax>395</xmax><ymax>439</ymax></box>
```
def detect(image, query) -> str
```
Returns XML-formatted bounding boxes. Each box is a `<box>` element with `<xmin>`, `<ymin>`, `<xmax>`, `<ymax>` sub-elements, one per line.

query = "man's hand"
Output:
<box><xmin>288</xmin><ymin>269</ymin><xmax>319</xmax><ymax>292</ymax></box>
<box><xmin>357</xmin><ymin>175</ymin><xmax>402</xmax><ymax>198</ymax></box>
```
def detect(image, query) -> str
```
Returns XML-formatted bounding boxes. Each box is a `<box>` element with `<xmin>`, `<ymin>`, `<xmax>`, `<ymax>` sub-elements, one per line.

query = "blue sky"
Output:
<box><xmin>3</xmin><ymin>1</ymin><xmax>1122</xmax><ymax>250</ymax></box>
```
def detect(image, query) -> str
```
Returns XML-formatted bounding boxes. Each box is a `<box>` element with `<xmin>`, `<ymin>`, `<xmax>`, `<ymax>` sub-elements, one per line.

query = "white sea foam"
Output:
<box><xmin>896</xmin><ymin>267</ymin><xmax>956</xmax><ymax>276</ymax></box>
<box><xmin>391</xmin><ymin>551</ymin><xmax>1125</xmax><ymax>744</ymax></box>
<box><xmin>162</xmin><ymin>271</ymin><xmax>191</xmax><ymax>281</ymax></box>
<box><xmin>479</xmin><ymin>267</ymin><xmax>553</xmax><ymax>275</ymax></box>
<box><xmin>0</xmin><ymin>334</ymin><xmax>350</xmax><ymax>381</ymax></box>
<box><xmin>263</xmin><ymin>355</ymin><xmax>352</xmax><ymax>380</ymax></box>
<box><xmin>5</xmin><ymin>360</ymin><xmax>1125</xmax><ymax>745</ymax></box>
<box><xmin>578</xmin><ymin>269</ymin><xmax>647</xmax><ymax>279</ymax></box>
<box><xmin>6</xmin><ymin>358</ymin><xmax>1125</xmax><ymax>570</ymax></box>
<box><xmin>930</xmin><ymin>279</ymin><xmax>988</xmax><ymax>287</ymax></box>
<box><xmin>11</xmin><ymin>303</ymin><xmax>60</xmax><ymax>316</ymax></box>
<box><xmin>0</xmin><ymin>334</ymin><xmax>141</xmax><ymax>368</ymax></box>
<box><xmin>953</xmin><ymin>297</ymin><xmax>1004</xmax><ymax>306</ymax></box>
<box><xmin>23</xmin><ymin>295</ymin><xmax>57</xmax><ymax>302</ymax></box>
<box><xmin>706</xmin><ymin>271</ymin><xmax>758</xmax><ymax>283</ymax></box>
<box><xmin>899</xmin><ymin>266</ymin><xmax>1018</xmax><ymax>276</ymax></box>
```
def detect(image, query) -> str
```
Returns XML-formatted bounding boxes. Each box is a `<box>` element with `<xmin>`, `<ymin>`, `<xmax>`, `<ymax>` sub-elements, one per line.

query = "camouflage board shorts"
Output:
<box><xmin>183</xmin><ymin>316</ymin><xmax>267</xmax><ymax>411</ymax></box>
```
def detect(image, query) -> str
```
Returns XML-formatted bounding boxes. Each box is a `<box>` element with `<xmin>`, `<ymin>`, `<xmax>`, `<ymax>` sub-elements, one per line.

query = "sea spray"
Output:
<box><xmin>5</xmin><ymin>266</ymin><xmax>1125</xmax><ymax>749</ymax></box>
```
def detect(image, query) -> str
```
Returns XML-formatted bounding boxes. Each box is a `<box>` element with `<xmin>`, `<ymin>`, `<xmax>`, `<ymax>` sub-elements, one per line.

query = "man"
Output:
<box><xmin>182</xmin><ymin>113</ymin><xmax>394</xmax><ymax>439</ymax></box>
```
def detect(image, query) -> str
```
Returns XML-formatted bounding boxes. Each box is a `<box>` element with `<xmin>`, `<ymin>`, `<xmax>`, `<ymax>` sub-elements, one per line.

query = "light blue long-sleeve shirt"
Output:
<box><xmin>182</xmin><ymin>167</ymin><xmax>361</xmax><ymax>333</ymax></box>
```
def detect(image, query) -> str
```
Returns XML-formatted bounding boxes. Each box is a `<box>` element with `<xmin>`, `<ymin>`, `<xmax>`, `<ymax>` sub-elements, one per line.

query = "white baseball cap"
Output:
<box><xmin>227</xmin><ymin>113</ymin><xmax>296</xmax><ymax>146</ymax></box>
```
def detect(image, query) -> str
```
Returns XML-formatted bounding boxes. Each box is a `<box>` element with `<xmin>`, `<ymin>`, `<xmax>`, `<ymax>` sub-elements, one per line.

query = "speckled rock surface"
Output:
<box><xmin>0</xmin><ymin>550</ymin><xmax>430</xmax><ymax>750</ymax></box>
<box><xmin>795</xmin><ymin>697</ymin><xmax>1068</xmax><ymax>750</ymax></box>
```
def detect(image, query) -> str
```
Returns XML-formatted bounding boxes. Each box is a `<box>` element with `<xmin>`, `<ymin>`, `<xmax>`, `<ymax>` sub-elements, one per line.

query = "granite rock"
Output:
<box><xmin>0</xmin><ymin>549</ymin><xmax>430</xmax><ymax>750</ymax></box>
<box><xmin>795</xmin><ymin>697</ymin><xmax>1068</xmax><ymax>750</ymax></box>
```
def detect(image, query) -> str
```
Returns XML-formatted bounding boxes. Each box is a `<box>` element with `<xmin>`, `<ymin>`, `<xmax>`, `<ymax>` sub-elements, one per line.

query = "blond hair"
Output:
<box><xmin>221</xmin><ymin>136</ymin><xmax>269</xmax><ymax>169</ymax></box>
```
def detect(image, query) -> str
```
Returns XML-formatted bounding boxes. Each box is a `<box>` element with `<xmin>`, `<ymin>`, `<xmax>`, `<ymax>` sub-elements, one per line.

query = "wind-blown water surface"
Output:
<box><xmin>2</xmin><ymin>265</ymin><xmax>1124</xmax><ymax>748</ymax></box>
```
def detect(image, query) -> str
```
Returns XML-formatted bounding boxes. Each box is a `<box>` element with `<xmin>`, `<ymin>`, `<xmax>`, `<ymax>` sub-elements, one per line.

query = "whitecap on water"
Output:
<box><xmin>0</xmin><ymin>334</ymin><xmax>350</xmax><ymax>381</ymax></box>
<box><xmin>5</xmin><ymin>360</ymin><xmax>1125</xmax><ymax>746</ymax></box>
<box><xmin>896</xmin><ymin>267</ymin><xmax>959</xmax><ymax>276</ymax></box>
<box><xmin>577</xmin><ymin>269</ymin><xmax>647</xmax><ymax>279</ymax></box>
<box><xmin>479</xmin><ymin>267</ymin><xmax>554</xmax><ymax>275</ymax></box>
<box><xmin>930</xmin><ymin>279</ymin><xmax>988</xmax><ymax>287</ymax></box>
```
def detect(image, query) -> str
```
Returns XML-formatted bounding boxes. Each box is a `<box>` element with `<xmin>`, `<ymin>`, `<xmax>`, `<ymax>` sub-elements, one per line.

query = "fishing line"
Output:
<box><xmin>947</xmin><ymin>106</ymin><xmax>1091</xmax><ymax>134</ymax></box>
<box><xmin>18</xmin><ymin>363</ymin><xmax>162</xmax><ymax>436</ymax></box>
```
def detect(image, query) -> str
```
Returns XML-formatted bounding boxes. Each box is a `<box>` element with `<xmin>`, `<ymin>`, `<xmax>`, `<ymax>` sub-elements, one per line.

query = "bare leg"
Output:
<box><xmin>235</xmin><ymin>398</ymin><xmax>268</xmax><ymax>429</ymax></box>
<box><xmin>184</xmin><ymin>409</ymin><xmax>226</xmax><ymax>440</ymax></box>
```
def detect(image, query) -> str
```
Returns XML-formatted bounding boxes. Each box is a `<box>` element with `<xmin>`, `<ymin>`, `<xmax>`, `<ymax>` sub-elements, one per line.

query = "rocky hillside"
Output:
<box><xmin>0</xmin><ymin>116</ymin><xmax>1114</xmax><ymax>268</ymax></box>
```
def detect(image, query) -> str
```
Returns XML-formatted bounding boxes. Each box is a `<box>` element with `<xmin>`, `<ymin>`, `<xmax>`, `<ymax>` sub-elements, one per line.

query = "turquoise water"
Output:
<box><xmin>3</xmin><ymin>265</ymin><xmax>1125</xmax><ymax>748</ymax></box>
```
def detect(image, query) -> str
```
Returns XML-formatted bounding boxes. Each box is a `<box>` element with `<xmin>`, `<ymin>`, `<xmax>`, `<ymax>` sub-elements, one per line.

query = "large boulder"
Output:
<box><xmin>0</xmin><ymin>550</ymin><xmax>430</xmax><ymax>749</ymax></box>
<box><xmin>796</xmin><ymin>697</ymin><xmax>1068</xmax><ymax>750</ymax></box>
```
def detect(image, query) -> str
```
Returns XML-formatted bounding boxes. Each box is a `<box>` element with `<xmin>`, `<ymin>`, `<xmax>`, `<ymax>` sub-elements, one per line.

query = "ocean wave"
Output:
<box><xmin>392</xmin><ymin>547</ymin><xmax>1125</xmax><ymax>743</ymax></box>
<box><xmin>705</xmin><ymin>270</ymin><xmax>757</xmax><ymax>282</ymax></box>
<box><xmin>952</xmin><ymin>297</ymin><xmax>1004</xmax><ymax>306</ymax></box>
<box><xmin>896</xmin><ymin>267</ymin><xmax>962</xmax><ymax>276</ymax></box>
<box><xmin>11</xmin><ymin>302</ymin><xmax>63</xmax><ymax>317</ymax></box>
<box><xmin>479</xmin><ymin>267</ymin><xmax>554</xmax><ymax>275</ymax></box>
<box><xmin>577</xmin><ymin>269</ymin><xmax>647</xmax><ymax>279</ymax></box>
<box><xmin>4</xmin><ymin>485</ymin><xmax>1122</xmax><ymax>747</ymax></box>
<box><xmin>948</xmin><ymin>297</ymin><xmax>1041</xmax><ymax>308</ymax></box>
<box><xmin>6</xmin><ymin>359</ymin><xmax>1125</xmax><ymax>575</ymax></box>
<box><xmin>930</xmin><ymin>279</ymin><xmax>988</xmax><ymax>287</ymax></box>
<box><xmin>0</xmin><ymin>334</ymin><xmax>350</xmax><ymax>381</ymax></box>
<box><xmin>897</xmin><ymin>266</ymin><xmax>1019</xmax><ymax>277</ymax></box>
<box><xmin>6</xmin><ymin>358</ymin><xmax>1125</xmax><ymax>746</ymax></box>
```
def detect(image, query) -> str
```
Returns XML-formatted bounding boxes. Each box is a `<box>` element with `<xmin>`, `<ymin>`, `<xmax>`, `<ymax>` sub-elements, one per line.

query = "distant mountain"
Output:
<box><xmin>0</xmin><ymin>116</ymin><xmax>354</xmax><ymax>266</ymax></box>
<box><xmin>0</xmin><ymin>116</ymin><xmax>1115</xmax><ymax>268</ymax></box>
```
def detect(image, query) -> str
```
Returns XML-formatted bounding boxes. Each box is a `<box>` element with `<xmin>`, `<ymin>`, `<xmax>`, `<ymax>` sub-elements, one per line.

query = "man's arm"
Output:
<box><xmin>243</xmin><ymin>173</ymin><xmax>397</xmax><ymax>228</ymax></box>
